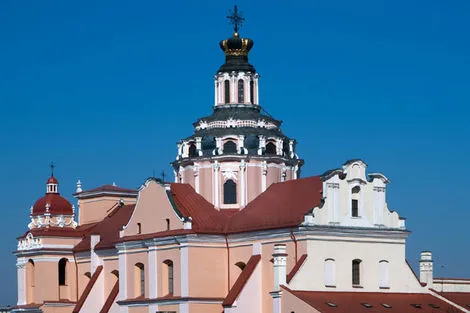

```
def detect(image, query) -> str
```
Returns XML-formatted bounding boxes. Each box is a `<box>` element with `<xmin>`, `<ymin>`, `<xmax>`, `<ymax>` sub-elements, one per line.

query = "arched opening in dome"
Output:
<box><xmin>250</xmin><ymin>80</ymin><xmax>254</xmax><ymax>103</ymax></box>
<box><xmin>265</xmin><ymin>142</ymin><xmax>277</xmax><ymax>155</ymax></box>
<box><xmin>188</xmin><ymin>144</ymin><xmax>197</xmax><ymax>157</ymax></box>
<box><xmin>223</xmin><ymin>141</ymin><xmax>237</xmax><ymax>154</ymax></box>
<box><xmin>238</xmin><ymin>79</ymin><xmax>244</xmax><ymax>103</ymax></box>
<box><xmin>58</xmin><ymin>258</ymin><xmax>68</xmax><ymax>286</ymax></box>
<box><xmin>224</xmin><ymin>179</ymin><xmax>237</xmax><ymax>204</ymax></box>
<box><xmin>224</xmin><ymin>80</ymin><xmax>230</xmax><ymax>104</ymax></box>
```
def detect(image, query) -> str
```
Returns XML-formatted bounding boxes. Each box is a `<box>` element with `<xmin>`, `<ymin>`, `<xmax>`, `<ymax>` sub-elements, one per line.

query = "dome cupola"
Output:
<box><xmin>218</xmin><ymin>6</ymin><xmax>256</xmax><ymax>73</ymax></box>
<box><xmin>29</xmin><ymin>165</ymin><xmax>76</xmax><ymax>229</ymax></box>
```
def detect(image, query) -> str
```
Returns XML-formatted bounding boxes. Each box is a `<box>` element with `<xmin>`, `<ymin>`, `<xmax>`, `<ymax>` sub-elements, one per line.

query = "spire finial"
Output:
<box><xmin>50</xmin><ymin>162</ymin><xmax>55</xmax><ymax>177</ymax></box>
<box><xmin>226</xmin><ymin>5</ymin><xmax>245</xmax><ymax>34</ymax></box>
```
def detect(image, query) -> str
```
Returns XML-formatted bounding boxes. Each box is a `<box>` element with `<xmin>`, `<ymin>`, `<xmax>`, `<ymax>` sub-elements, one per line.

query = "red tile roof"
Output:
<box><xmin>435</xmin><ymin>292</ymin><xmax>470</xmax><ymax>309</ymax></box>
<box><xmin>74</xmin><ymin>204</ymin><xmax>135</xmax><ymax>252</ymax></box>
<box><xmin>99</xmin><ymin>280</ymin><xmax>119</xmax><ymax>313</ymax></box>
<box><xmin>77</xmin><ymin>184</ymin><xmax>137</xmax><ymax>195</ymax></box>
<box><xmin>223</xmin><ymin>254</ymin><xmax>262</xmax><ymax>307</ymax></box>
<box><xmin>225</xmin><ymin>176</ymin><xmax>322</xmax><ymax>233</ymax></box>
<box><xmin>281</xmin><ymin>287</ymin><xmax>464</xmax><ymax>313</ymax></box>
<box><xmin>32</xmin><ymin>193</ymin><xmax>74</xmax><ymax>215</ymax></box>
<box><xmin>73</xmin><ymin>265</ymin><xmax>103</xmax><ymax>313</ymax></box>
<box><xmin>287</xmin><ymin>254</ymin><xmax>307</xmax><ymax>284</ymax></box>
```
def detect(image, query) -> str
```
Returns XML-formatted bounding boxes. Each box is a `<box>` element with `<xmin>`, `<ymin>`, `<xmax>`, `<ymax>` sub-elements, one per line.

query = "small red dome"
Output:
<box><xmin>32</xmin><ymin>193</ymin><xmax>73</xmax><ymax>216</ymax></box>
<box><xmin>47</xmin><ymin>176</ymin><xmax>58</xmax><ymax>184</ymax></box>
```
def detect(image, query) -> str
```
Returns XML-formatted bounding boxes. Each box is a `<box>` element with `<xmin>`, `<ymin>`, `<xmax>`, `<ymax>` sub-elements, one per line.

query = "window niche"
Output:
<box><xmin>351</xmin><ymin>186</ymin><xmax>360</xmax><ymax>217</ymax></box>
<box><xmin>162</xmin><ymin>260</ymin><xmax>174</xmax><ymax>295</ymax></box>
<box><xmin>223</xmin><ymin>141</ymin><xmax>237</xmax><ymax>154</ymax></box>
<box><xmin>224</xmin><ymin>179</ymin><xmax>237</xmax><ymax>204</ymax></box>
<box><xmin>58</xmin><ymin>258</ymin><xmax>68</xmax><ymax>286</ymax></box>
<box><xmin>265</xmin><ymin>142</ymin><xmax>277</xmax><ymax>155</ymax></box>
<box><xmin>224</xmin><ymin>80</ymin><xmax>230</xmax><ymax>104</ymax></box>
<box><xmin>352</xmin><ymin>259</ymin><xmax>362</xmax><ymax>286</ymax></box>
<box><xmin>238</xmin><ymin>79</ymin><xmax>244</xmax><ymax>103</ymax></box>
<box><xmin>134</xmin><ymin>263</ymin><xmax>145</xmax><ymax>297</ymax></box>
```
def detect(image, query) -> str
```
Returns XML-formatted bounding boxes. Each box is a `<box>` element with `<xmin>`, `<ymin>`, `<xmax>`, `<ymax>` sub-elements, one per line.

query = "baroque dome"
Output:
<box><xmin>31</xmin><ymin>175</ymin><xmax>73</xmax><ymax>216</ymax></box>
<box><xmin>32</xmin><ymin>193</ymin><xmax>73</xmax><ymax>216</ymax></box>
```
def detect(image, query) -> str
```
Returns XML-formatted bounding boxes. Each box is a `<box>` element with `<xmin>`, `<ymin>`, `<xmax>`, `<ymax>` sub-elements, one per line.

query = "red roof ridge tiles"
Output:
<box><xmin>223</xmin><ymin>254</ymin><xmax>262</xmax><ymax>307</ymax></box>
<box><xmin>281</xmin><ymin>287</ymin><xmax>466</xmax><ymax>312</ymax></box>
<box><xmin>287</xmin><ymin>254</ymin><xmax>307</xmax><ymax>284</ymax></box>
<box><xmin>73</xmin><ymin>265</ymin><xmax>103</xmax><ymax>313</ymax></box>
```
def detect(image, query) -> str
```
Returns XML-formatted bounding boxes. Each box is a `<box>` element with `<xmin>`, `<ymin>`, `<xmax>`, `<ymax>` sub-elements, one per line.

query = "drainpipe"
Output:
<box><xmin>225</xmin><ymin>235</ymin><xmax>230</xmax><ymax>293</ymax></box>
<box><xmin>290</xmin><ymin>228</ymin><xmax>298</xmax><ymax>262</ymax></box>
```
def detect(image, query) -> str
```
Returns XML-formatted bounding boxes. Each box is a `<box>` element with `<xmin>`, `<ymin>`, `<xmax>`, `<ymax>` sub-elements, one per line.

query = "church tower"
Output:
<box><xmin>172</xmin><ymin>6</ymin><xmax>303</xmax><ymax>210</ymax></box>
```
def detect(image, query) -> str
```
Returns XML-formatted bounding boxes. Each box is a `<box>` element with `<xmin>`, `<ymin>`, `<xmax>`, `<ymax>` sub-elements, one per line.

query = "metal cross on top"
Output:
<box><xmin>226</xmin><ymin>5</ymin><xmax>245</xmax><ymax>33</ymax></box>
<box><xmin>50</xmin><ymin>162</ymin><xmax>55</xmax><ymax>176</ymax></box>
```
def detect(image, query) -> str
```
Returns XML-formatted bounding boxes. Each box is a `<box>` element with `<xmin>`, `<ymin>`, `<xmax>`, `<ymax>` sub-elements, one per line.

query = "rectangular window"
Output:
<box><xmin>352</xmin><ymin>199</ymin><xmax>359</xmax><ymax>217</ymax></box>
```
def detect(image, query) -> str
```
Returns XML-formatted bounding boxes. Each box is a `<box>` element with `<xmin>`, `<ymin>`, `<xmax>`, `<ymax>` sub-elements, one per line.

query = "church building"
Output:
<box><xmin>13</xmin><ymin>7</ymin><xmax>470</xmax><ymax>313</ymax></box>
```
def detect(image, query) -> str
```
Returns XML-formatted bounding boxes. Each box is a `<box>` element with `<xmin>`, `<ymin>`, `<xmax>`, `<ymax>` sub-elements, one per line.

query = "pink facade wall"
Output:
<box><xmin>123</xmin><ymin>180</ymin><xmax>182</xmax><ymax>237</ymax></box>
<box><xmin>190</xmin><ymin>303</ymin><xmax>224</xmax><ymax>313</ymax></box>
<box><xmin>188</xmin><ymin>247</ymin><xmax>227</xmax><ymax>297</ymax></box>
<box><xmin>247</xmin><ymin>165</ymin><xmax>262</xmax><ymax>203</ymax></box>
<box><xmin>157</xmin><ymin>246</ymin><xmax>181</xmax><ymax>297</ymax></box>
<box><xmin>198</xmin><ymin>167</ymin><xmax>212</xmax><ymax>203</ymax></box>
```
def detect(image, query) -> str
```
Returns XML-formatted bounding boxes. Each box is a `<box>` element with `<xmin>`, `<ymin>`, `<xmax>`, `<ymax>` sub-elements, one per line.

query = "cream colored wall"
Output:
<box><xmin>188</xmin><ymin>247</ymin><xmax>227</xmax><ymax>297</ymax></box>
<box><xmin>123</xmin><ymin>180</ymin><xmax>183</xmax><ymax>237</ymax></box>
<box><xmin>311</xmin><ymin>161</ymin><xmax>404</xmax><ymax>229</ymax></box>
<box><xmin>289</xmin><ymin>237</ymin><xmax>424</xmax><ymax>292</ymax></box>
<box><xmin>79</xmin><ymin>196</ymin><xmax>136</xmax><ymax>225</ymax></box>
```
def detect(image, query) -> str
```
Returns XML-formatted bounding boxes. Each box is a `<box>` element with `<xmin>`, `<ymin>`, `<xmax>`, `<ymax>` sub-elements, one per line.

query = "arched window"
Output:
<box><xmin>352</xmin><ymin>259</ymin><xmax>362</xmax><ymax>286</ymax></box>
<box><xmin>26</xmin><ymin>260</ymin><xmax>35</xmax><ymax>303</ymax></box>
<box><xmin>188</xmin><ymin>144</ymin><xmax>197</xmax><ymax>157</ymax></box>
<box><xmin>58</xmin><ymin>258</ymin><xmax>68</xmax><ymax>286</ymax></box>
<box><xmin>224</xmin><ymin>80</ymin><xmax>230</xmax><ymax>104</ymax></box>
<box><xmin>224</xmin><ymin>179</ymin><xmax>237</xmax><ymax>204</ymax></box>
<box><xmin>166</xmin><ymin>218</ymin><xmax>170</xmax><ymax>231</ymax></box>
<box><xmin>250</xmin><ymin>80</ymin><xmax>254</xmax><ymax>103</ymax></box>
<box><xmin>235</xmin><ymin>262</ymin><xmax>246</xmax><ymax>271</ymax></box>
<box><xmin>111</xmin><ymin>270</ymin><xmax>119</xmax><ymax>279</ymax></box>
<box><xmin>238</xmin><ymin>79</ymin><xmax>244</xmax><ymax>103</ymax></box>
<box><xmin>137</xmin><ymin>223</ymin><xmax>141</xmax><ymax>234</ymax></box>
<box><xmin>223</xmin><ymin>140</ymin><xmax>237</xmax><ymax>154</ymax></box>
<box><xmin>324</xmin><ymin>259</ymin><xmax>336</xmax><ymax>287</ymax></box>
<box><xmin>134</xmin><ymin>263</ymin><xmax>145</xmax><ymax>297</ymax></box>
<box><xmin>84</xmin><ymin>272</ymin><xmax>91</xmax><ymax>279</ymax></box>
<box><xmin>351</xmin><ymin>186</ymin><xmax>360</xmax><ymax>217</ymax></box>
<box><xmin>379</xmin><ymin>260</ymin><xmax>389</xmax><ymax>288</ymax></box>
<box><xmin>163</xmin><ymin>260</ymin><xmax>174</xmax><ymax>295</ymax></box>
<box><xmin>265</xmin><ymin>142</ymin><xmax>277</xmax><ymax>155</ymax></box>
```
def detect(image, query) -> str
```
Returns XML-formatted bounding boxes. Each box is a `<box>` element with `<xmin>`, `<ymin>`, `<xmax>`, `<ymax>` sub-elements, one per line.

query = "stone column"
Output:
<box><xmin>419</xmin><ymin>251</ymin><xmax>433</xmax><ymax>288</ymax></box>
<box><xmin>16</xmin><ymin>258</ymin><xmax>26</xmax><ymax>305</ymax></box>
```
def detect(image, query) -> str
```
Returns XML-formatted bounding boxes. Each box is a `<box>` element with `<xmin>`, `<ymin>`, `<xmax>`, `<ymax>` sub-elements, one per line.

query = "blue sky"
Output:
<box><xmin>0</xmin><ymin>0</ymin><xmax>469</xmax><ymax>305</ymax></box>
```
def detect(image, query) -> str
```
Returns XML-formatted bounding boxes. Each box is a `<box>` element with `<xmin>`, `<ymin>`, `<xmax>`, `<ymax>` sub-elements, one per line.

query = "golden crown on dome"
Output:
<box><xmin>219</xmin><ymin>5</ymin><xmax>254</xmax><ymax>57</ymax></box>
